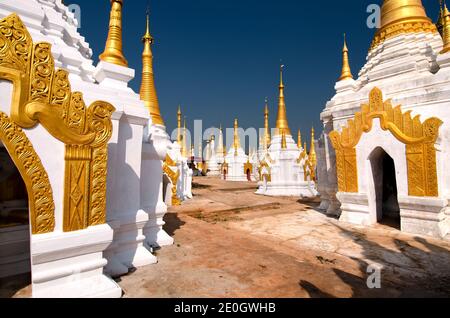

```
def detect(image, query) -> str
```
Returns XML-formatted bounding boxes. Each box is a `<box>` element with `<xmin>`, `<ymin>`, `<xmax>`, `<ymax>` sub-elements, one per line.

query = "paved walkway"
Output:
<box><xmin>117</xmin><ymin>177</ymin><xmax>450</xmax><ymax>298</ymax></box>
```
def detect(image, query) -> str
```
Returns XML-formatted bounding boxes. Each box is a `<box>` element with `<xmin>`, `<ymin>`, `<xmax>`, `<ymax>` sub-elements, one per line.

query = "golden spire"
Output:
<box><xmin>297</xmin><ymin>129</ymin><xmax>302</xmax><ymax>149</ymax></box>
<box><xmin>339</xmin><ymin>34</ymin><xmax>353</xmax><ymax>81</ymax></box>
<box><xmin>217</xmin><ymin>125</ymin><xmax>224</xmax><ymax>155</ymax></box>
<box><xmin>441</xmin><ymin>3</ymin><xmax>450</xmax><ymax>54</ymax></box>
<box><xmin>371</xmin><ymin>0</ymin><xmax>436</xmax><ymax>49</ymax></box>
<box><xmin>234</xmin><ymin>118</ymin><xmax>240</xmax><ymax>155</ymax></box>
<box><xmin>264</xmin><ymin>97</ymin><xmax>271</xmax><ymax>148</ymax></box>
<box><xmin>177</xmin><ymin>106</ymin><xmax>182</xmax><ymax>143</ymax></box>
<box><xmin>139</xmin><ymin>12</ymin><xmax>164</xmax><ymax>126</ymax></box>
<box><xmin>281</xmin><ymin>131</ymin><xmax>287</xmax><ymax>149</ymax></box>
<box><xmin>99</xmin><ymin>0</ymin><xmax>128</xmax><ymax>67</ymax></box>
<box><xmin>309</xmin><ymin>127</ymin><xmax>317</xmax><ymax>167</ymax></box>
<box><xmin>275</xmin><ymin>65</ymin><xmax>291</xmax><ymax>136</ymax></box>
<box><xmin>182</xmin><ymin>119</ymin><xmax>188</xmax><ymax>157</ymax></box>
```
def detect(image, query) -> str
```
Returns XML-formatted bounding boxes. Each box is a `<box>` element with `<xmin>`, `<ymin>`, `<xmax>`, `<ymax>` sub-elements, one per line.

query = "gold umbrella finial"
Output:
<box><xmin>339</xmin><ymin>33</ymin><xmax>353</xmax><ymax>81</ymax></box>
<box><xmin>99</xmin><ymin>0</ymin><xmax>128</xmax><ymax>67</ymax></box>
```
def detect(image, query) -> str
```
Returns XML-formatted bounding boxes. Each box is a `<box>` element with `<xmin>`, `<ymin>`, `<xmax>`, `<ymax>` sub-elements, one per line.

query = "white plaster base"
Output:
<box><xmin>337</xmin><ymin>192</ymin><xmax>371</xmax><ymax>226</ymax></box>
<box><xmin>143</xmin><ymin>202</ymin><xmax>174</xmax><ymax>249</ymax></box>
<box><xmin>399</xmin><ymin>196</ymin><xmax>448</xmax><ymax>239</ymax></box>
<box><xmin>30</xmin><ymin>224</ymin><xmax>122</xmax><ymax>298</ymax></box>
<box><xmin>256</xmin><ymin>181</ymin><xmax>318</xmax><ymax>198</ymax></box>
<box><xmin>108</xmin><ymin>210</ymin><xmax>157</xmax><ymax>272</ymax></box>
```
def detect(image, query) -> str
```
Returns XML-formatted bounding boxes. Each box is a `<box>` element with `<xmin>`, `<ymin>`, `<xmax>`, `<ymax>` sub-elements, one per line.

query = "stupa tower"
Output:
<box><xmin>139</xmin><ymin>12</ymin><xmax>164</xmax><ymax>126</ymax></box>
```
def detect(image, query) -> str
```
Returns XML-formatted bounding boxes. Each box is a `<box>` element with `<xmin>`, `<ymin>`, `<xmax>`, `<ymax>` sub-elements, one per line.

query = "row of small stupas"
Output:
<box><xmin>196</xmin><ymin>67</ymin><xmax>319</xmax><ymax>198</ymax></box>
<box><xmin>0</xmin><ymin>0</ymin><xmax>192</xmax><ymax>297</ymax></box>
<box><xmin>318</xmin><ymin>0</ymin><xmax>450</xmax><ymax>240</ymax></box>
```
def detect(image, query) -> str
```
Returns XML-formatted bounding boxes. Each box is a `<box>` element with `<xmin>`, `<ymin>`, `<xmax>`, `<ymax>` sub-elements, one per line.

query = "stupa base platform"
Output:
<box><xmin>256</xmin><ymin>181</ymin><xmax>318</xmax><ymax>198</ymax></box>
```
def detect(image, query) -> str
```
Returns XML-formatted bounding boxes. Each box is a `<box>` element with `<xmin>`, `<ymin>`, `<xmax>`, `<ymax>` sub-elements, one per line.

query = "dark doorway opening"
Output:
<box><xmin>0</xmin><ymin>146</ymin><xmax>31</xmax><ymax>297</ymax></box>
<box><xmin>370</xmin><ymin>147</ymin><xmax>401</xmax><ymax>230</ymax></box>
<box><xmin>246</xmin><ymin>169</ymin><xmax>251</xmax><ymax>182</ymax></box>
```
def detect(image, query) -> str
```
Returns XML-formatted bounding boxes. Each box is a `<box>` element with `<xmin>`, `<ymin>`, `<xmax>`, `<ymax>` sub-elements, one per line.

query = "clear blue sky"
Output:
<box><xmin>65</xmin><ymin>0</ymin><xmax>441</xmax><ymax>143</ymax></box>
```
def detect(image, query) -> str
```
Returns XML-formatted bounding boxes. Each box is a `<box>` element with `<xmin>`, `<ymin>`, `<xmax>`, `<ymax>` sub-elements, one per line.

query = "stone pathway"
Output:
<box><xmin>117</xmin><ymin>177</ymin><xmax>450</xmax><ymax>298</ymax></box>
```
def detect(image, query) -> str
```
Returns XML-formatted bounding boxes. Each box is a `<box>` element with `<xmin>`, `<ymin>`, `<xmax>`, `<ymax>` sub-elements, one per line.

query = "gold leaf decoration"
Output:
<box><xmin>329</xmin><ymin>87</ymin><xmax>442</xmax><ymax>197</ymax></box>
<box><xmin>0</xmin><ymin>14</ymin><xmax>116</xmax><ymax>232</ymax></box>
<box><xmin>0</xmin><ymin>112</ymin><xmax>55</xmax><ymax>234</ymax></box>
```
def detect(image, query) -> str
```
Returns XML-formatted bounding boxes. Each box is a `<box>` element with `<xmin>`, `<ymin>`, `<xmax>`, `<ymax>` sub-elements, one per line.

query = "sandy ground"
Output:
<box><xmin>117</xmin><ymin>177</ymin><xmax>450</xmax><ymax>298</ymax></box>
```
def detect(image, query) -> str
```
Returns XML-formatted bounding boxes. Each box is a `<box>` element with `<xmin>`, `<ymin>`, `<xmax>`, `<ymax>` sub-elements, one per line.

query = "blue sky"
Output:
<box><xmin>65</xmin><ymin>0</ymin><xmax>441</xmax><ymax>145</ymax></box>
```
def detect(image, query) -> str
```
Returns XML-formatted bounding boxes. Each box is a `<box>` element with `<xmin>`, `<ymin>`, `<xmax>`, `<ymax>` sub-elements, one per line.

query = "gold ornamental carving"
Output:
<box><xmin>163</xmin><ymin>155</ymin><xmax>181</xmax><ymax>206</ymax></box>
<box><xmin>329</xmin><ymin>87</ymin><xmax>442</xmax><ymax>197</ymax></box>
<box><xmin>0</xmin><ymin>112</ymin><xmax>55</xmax><ymax>234</ymax></box>
<box><xmin>0</xmin><ymin>14</ymin><xmax>115</xmax><ymax>232</ymax></box>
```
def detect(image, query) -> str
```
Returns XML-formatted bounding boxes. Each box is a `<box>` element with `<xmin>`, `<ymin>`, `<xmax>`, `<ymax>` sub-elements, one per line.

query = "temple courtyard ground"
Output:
<box><xmin>3</xmin><ymin>177</ymin><xmax>450</xmax><ymax>298</ymax></box>
<box><xmin>117</xmin><ymin>177</ymin><xmax>450</xmax><ymax>298</ymax></box>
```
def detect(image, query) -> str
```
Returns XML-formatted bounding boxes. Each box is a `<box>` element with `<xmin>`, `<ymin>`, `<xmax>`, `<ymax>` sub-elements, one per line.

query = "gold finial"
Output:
<box><xmin>234</xmin><ymin>118</ymin><xmax>240</xmax><ymax>156</ymax></box>
<box><xmin>217</xmin><ymin>124</ymin><xmax>224</xmax><ymax>155</ymax></box>
<box><xmin>297</xmin><ymin>129</ymin><xmax>302</xmax><ymax>149</ymax></box>
<box><xmin>99</xmin><ymin>0</ymin><xmax>128</xmax><ymax>67</ymax></box>
<box><xmin>304</xmin><ymin>142</ymin><xmax>307</xmax><ymax>154</ymax></box>
<box><xmin>309</xmin><ymin>127</ymin><xmax>317</xmax><ymax>166</ymax></box>
<box><xmin>275</xmin><ymin>65</ymin><xmax>291</xmax><ymax>136</ymax></box>
<box><xmin>177</xmin><ymin>105</ymin><xmax>182</xmax><ymax>143</ymax></box>
<box><xmin>264</xmin><ymin>98</ymin><xmax>271</xmax><ymax>148</ymax></box>
<box><xmin>139</xmin><ymin>12</ymin><xmax>165</xmax><ymax>126</ymax></box>
<box><xmin>339</xmin><ymin>33</ymin><xmax>353</xmax><ymax>81</ymax></box>
<box><xmin>441</xmin><ymin>3</ymin><xmax>450</xmax><ymax>54</ymax></box>
<box><xmin>281</xmin><ymin>131</ymin><xmax>287</xmax><ymax>149</ymax></box>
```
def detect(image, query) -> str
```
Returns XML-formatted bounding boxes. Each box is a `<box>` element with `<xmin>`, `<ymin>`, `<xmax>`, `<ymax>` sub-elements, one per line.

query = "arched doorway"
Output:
<box><xmin>0</xmin><ymin>146</ymin><xmax>31</xmax><ymax>297</ymax></box>
<box><xmin>369</xmin><ymin>147</ymin><xmax>401</xmax><ymax>229</ymax></box>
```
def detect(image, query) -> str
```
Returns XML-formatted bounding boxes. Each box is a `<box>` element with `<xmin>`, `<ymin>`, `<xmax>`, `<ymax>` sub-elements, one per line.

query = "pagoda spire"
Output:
<box><xmin>99</xmin><ymin>0</ymin><xmax>128</xmax><ymax>66</ymax></box>
<box><xmin>234</xmin><ymin>118</ymin><xmax>241</xmax><ymax>156</ymax></box>
<box><xmin>297</xmin><ymin>129</ymin><xmax>302</xmax><ymax>149</ymax></box>
<box><xmin>441</xmin><ymin>3</ymin><xmax>450</xmax><ymax>54</ymax></box>
<box><xmin>275</xmin><ymin>65</ymin><xmax>291</xmax><ymax>136</ymax></box>
<box><xmin>264</xmin><ymin>98</ymin><xmax>271</xmax><ymax>148</ymax></box>
<box><xmin>339</xmin><ymin>34</ymin><xmax>353</xmax><ymax>81</ymax></box>
<box><xmin>309</xmin><ymin>127</ymin><xmax>317</xmax><ymax>167</ymax></box>
<box><xmin>139</xmin><ymin>12</ymin><xmax>164</xmax><ymax>126</ymax></box>
<box><xmin>217</xmin><ymin>125</ymin><xmax>225</xmax><ymax>155</ymax></box>
<box><xmin>177</xmin><ymin>106</ymin><xmax>182</xmax><ymax>144</ymax></box>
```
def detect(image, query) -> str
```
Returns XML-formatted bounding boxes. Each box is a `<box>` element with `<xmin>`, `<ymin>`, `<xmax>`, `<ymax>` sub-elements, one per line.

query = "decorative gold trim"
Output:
<box><xmin>329</xmin><ymin>87</ymin><xmax>442</xmax><ymax>196</ymax></box>
<box><xmin>0</xmin><ymin>112</ymin><xmax>55</xmax><ymax>234</ymax></box>
<box><xmin>163</xmin><ymin>155</ymin><xmax>181</xmax><ymax>206</ymax></box>
<box><xmin>258</xmin><ymin>161</ymin><xmax>271</xmax><ymax>182</ymax></box>
<box><xmin>244</xmin><ymin>161</ymin><xmax>253</xmax><ymax>174</ymax></box>
<box><xmin>370</xmin><ymin>20</ymin><xmax>437</xmax><ymax>51</ymax></box>
<box><xmin>0</xmin><ymin>14</ymin><xmax>115</xmax><ymax>232</ymax></box>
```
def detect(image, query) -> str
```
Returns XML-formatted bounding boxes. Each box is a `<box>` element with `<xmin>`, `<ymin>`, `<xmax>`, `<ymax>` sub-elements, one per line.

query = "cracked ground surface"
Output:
<box><xmin>117</xmin><ymin>177</ymin><xmax>450</xmax><ymax>298</ymax></box>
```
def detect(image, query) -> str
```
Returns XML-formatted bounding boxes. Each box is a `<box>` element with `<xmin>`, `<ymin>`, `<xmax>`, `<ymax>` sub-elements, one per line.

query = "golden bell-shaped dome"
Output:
<box><xmin>380</xmin><ymin>0</ymin><xmax>430</xmax><ymax>28</ymax></box>
<box><xmin>371</xmin><ymin>0</ymin><xmax>437</xmax><ymax>50</ymax></box>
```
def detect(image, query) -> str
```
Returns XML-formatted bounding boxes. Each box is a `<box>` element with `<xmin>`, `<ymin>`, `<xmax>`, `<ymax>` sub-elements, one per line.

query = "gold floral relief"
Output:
<box><xmin>0</xmin><ymin>112</ymin><xmax>55</xmax><ymax>234</ymax></box>
<box><xmin>0</xmin><ymin>14</ymin><xmax>116</xmax><ymax>232</ymax></box>
<box><xmin>258</xmin><ymin>161</ymin><xmax>271</xmax><ymax>182</ymax></box>
<box><xmin>163</xmin><ymin>155</ymin><xmax>181</xmax><ymax>206</ymax></box>
<box><xmin>329</xmin><ymin>87</ymin><xmax>442</xmax><ymax>197</ymax></box>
